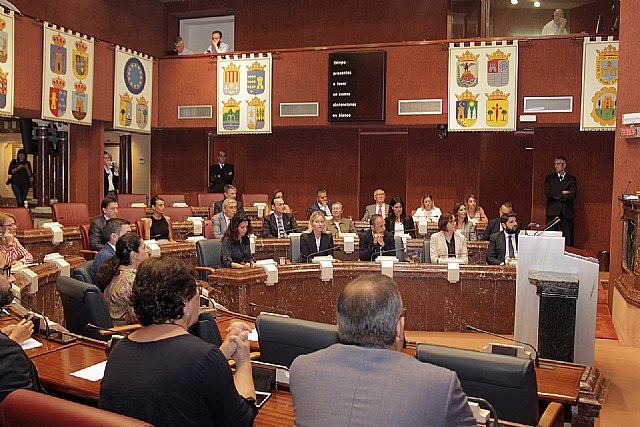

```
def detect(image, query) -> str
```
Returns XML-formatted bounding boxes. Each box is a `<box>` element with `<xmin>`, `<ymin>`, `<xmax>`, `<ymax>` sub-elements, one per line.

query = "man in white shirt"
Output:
<box><xmin>486</xmin><ymin>212</ymin><xmax>518</xmax><ymax>265</ymax></box>
<box><xmin>542</xmin><ymin>9</ymin><xmax>568</xmax><ymax>36</ymax></box>
<box><xmin>212</xmin><ymin>198</ymin><xmax>238</xmax><ymax>239</ymax></box>
<box><xmin>262</xmin><ymin>196</ymin><xmax>299</xmax><ymax>238</ymax></box>
<box><xmin>174</xmin><ymin>36</ymin><xmax>193</xmax><ymax>55</ymax></box>
<box><xmin>205</xmin><ymin>30</ymin><xmax>230</xmax><ymax>54</ymax></box>
<box><xmin>308</xmin><ymin>188</ymin><xmax>333</xmax><ymax>217</ymax></box>
<box><xmin>362</xmin><ymin>188</ymin><xmax>389</xmax><ymax>221</ymax></box>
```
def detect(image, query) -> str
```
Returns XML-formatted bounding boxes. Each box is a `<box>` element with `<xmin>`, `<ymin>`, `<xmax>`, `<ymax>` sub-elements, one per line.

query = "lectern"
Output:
<box><xmin>515</xmin><ymin>231</ymin><xmax>599</xmax><ymax>365</ymax></box>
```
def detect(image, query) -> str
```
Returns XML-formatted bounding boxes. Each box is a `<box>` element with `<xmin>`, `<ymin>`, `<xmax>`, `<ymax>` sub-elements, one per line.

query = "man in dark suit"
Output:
<box><xmin>208</xmin><ymin>150</ymin><xmax>235</xmax><ymax>193</ymax></box>
<box><xmin>262</xmin><ymin>196</ymin><xmax>299</xmax><ymax>238</ymax></box>
<box><xmin>487</xmin><ymin>213</ymin><xmax>519</xmax><ymax>265</ymax></box>
<box><xmin>89</xmin><ymin>197</ymin><xmax>118</xmax><ymax>251</ymax></box>
<box><xmin>212</xmin><ymin>184</ymin><xmax>243</xmax><ymax>214</ymax></box>
<box><xmin>290</xmin><ymin>274</ymin><xmax>475</xmax><ymax>426</ymax></box>
<box><xmin>308</xmin><ymin>187</ymin><xmax>332</xmax><ymax>217</ymax></box>
<box><xmin>545</xmin><ymin>156</ymin><xmax>577</xmax><ymax>247</ymax></box>
<box><xmin>482</xmin><ymin>202</ymin><xmax>517</xmax><ymax>240</ymax></box>
<box><xmin>90</xmin><ymin>218</ymin><xmax>131</xmax><ymax>282</ymax></box>
<box><xmin>359</xmin><ymin>214</ymin><xmax>395</xmax><ymax>261</ymax></box>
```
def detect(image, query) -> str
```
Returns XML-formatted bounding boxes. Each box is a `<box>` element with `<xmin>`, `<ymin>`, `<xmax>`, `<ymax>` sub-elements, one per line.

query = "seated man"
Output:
<box><xmin>91</xmin><ymin>218</ymin><xmax>131</xmax><ymax>282</ymax></box>
<box><xmin>362</xmin><ymin>188</ymin><xmax>389</xmax><ymax>221</ymax></box>
<box><xmin>290</xmin><ymin>274</ymin><xmax>475</xmax><ymax>426</ymax></box>
<box><xmin>204</xmin><ymin>30</ymin><xmax>230</xmax><ymax>54</ymax></box>
<box><xmin>359</xmin><ymin>214</ymin><xmax>395</xmax><ymax>261</ymax></box>
<box><xmin>0</xmin><ymin>271</ymin><xmax>44</xmax><ymax>402</ymax></box>
<box><xmin>173</xmin><ymin>36</ymin><xmax>193</xmax><ymax>55</ymax></box>
<box><xmin>307</xmin><ymin>188</ymin><xmax>332</xmax><ymax>217</ymax></box>
<box><xmin>262</xmin><ymin>196</ymin><xmax>299</xmax><ymax>238</ymax></box>
<box><xmin>90</xmin><ymin>196</ymin><xmax>118</xmax><ymax>251</ymax></box>
<box><xmin>542</xmin><ymin>8</ymin><xmax>568</xmax><ymax>36</ymax></box>
<box><xmin>325</xmin><ymin>201</ymin><xmax>356</xmax><ymax>237</ymax></box>
<box><xmin>482</xmin><ymin>202</ymin><xmax>522</xmax><ymax>240</ymax></box>
<box><xmin>212</xmin><ymin>198</ymin><xmax>238</xmax><ymax>239</ymax></box>
<box><xmin>213</xmin><ymin>184</ymin><xmax>244</xmax><ymax>214</ymax></box>
<box><xmin>487</xmin><ymin>212</ymin><xmax>519</xmax><ymax>266</ymax></box>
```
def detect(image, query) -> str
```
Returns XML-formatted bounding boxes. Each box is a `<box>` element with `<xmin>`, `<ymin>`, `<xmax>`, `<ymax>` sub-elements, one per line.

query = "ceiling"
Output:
<box><xmin>490</xmin><ymin>0</ymin><xmax>598</xmax><ymax>9</ymax></box>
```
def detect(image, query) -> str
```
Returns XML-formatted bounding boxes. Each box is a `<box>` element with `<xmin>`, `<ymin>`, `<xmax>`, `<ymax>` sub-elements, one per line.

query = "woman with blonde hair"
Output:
<box><xmin>300</xmin><ymin>211</ymin><xmax>334</xmax><ymax>262</ymax></box>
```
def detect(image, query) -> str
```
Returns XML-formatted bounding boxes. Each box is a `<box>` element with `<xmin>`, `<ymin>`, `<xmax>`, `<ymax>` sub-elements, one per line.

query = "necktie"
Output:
<box><xmin>377</xmin><ymin>205</ymin><xmax>382</xmax><ymax>216</ymax></box>
<box><xmin>508</xmin><ymin>235</ymin><xmax>515</xmax><ymax>259</ymax></box>
<box><xmin>559</xmin><ymin>175</ymin><xmax>564</xmax><ymax>182</ymax></box>
<box><xmin>277</xmin><ymin>216</ymin><xmax>286</xmax><ymax>238</ymax></box>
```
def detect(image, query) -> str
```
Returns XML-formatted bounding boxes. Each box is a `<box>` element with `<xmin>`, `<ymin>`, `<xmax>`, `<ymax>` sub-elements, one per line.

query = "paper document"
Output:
<box><xmin>70</xmin><ymin>360</ymin><xmax>107</xmax><ymax>382</ymax></box>
<box><xmin>20</xmin><ymin>338</ymin><xmax>43</xmax><ymax>350</ymax></box>
<box><xmin>248</xmin><ymin>328</ymin><xmax>259</xmax><ymax>342</ymax></box>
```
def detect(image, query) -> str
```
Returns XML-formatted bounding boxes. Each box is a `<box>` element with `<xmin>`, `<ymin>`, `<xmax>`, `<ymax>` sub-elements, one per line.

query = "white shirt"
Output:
<box><xmin>542</xmin><ymin>20</ymin><xmax>568</xmax><ymax>36</ymax></box>
<box><xmin>413</xmin><ymin>207</ymin><xmax>441</xmax><ymax>223</ymax></box>
<box><xmin>394</xmin><ymin>221</ymin><xmax>405</xmax><ymax>234</ymax></box>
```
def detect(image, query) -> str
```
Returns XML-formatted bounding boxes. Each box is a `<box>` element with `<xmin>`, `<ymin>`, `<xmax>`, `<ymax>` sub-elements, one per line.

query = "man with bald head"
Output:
<box><xmin>290</xmin><ymin>274</ymin><xmax>475</xmax><ymax>426</ymax></box>
<box><xmin>542</xmin><ymin>9</ymin><xmax>568</xmax><ymax>35</ymax></box>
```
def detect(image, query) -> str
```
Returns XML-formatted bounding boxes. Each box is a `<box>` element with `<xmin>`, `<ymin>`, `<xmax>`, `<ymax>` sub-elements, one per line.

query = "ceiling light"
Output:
<box><xmin>511</xmin><ymin>0</ymin><xmax>518</xmax><ymax>4</ymax></box>
<box><xmin>533</xmin><ymin>1</ymin><xmax>541</xmax><ymax>7</ymax></box>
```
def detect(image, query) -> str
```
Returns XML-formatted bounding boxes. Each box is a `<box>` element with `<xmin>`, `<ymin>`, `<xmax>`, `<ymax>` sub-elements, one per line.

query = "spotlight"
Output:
<box><xmin>511</xmin><ymin>0</ymin><xmax>518</xmax><ymax>4</ymax></box>
<box><xmin>533</xmin><ymin>1</ymin><xmax>541</xmax><ymax>7</ymax></box>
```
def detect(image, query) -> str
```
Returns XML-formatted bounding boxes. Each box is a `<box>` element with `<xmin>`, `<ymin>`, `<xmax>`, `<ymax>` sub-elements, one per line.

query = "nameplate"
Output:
<box><xmin>42</xmin><ymin>222</ymin><xmax>64</xmax><ymax>244</ymax></box>
<box><xmin>144</xmin><ymin>240</ymin><xmax>161</xmax><ymax>257</ymax></box>
<box><xmin>341</xmin><ymin>233</ymin><xmax>357</xmax><ymax>253</ymax></box>
<box><xmin>255</xmin><ymin>259</ymin><xmax>278</xmax><ymax>285</ymax></box>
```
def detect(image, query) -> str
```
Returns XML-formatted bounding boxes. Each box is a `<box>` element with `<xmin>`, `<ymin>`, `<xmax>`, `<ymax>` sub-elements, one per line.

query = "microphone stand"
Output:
<box><xmin>14</xmin><ymin>296</ymin><xmax>50</xmax><ymax>338</ymax></box>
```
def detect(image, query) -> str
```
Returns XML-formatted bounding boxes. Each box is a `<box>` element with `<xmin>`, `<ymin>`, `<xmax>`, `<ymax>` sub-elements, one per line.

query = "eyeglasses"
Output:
<box><xmin>1</xmin><ymin>223</ymin><xmax>16</xmax><ymax>228</ymax></box>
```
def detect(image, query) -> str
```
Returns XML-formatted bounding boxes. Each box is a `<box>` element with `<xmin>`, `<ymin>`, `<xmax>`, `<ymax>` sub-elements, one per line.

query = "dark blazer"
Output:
<box><xmin>487</xmin><ymin>231</ymin><xmax>518</xmax><ymax>265</ymax></box>
<box><xmin>103</xmin><ymin>165</ymin><xmax>119</xmax><ymax>197</ymax></box>
<box><xmin>213</xmin><ymin>199</ymin><xmax>244</xmax><ymax>215</ymax></box>
<box><xmin>307</xmin><ymin>200</ymin><xmax>333</xmax><ymax>217</ymax></box>
<box><xmin>221</xmin><ymin>236</ymin><xmax>254</xmax><ymax>267</ymax></box>
<box><xmin>209</xmin><ymin>163</ymin><xmax>235</xmax><ymax>193</ymax></box>
<box><xmin>89</xmin><ymin>215</ymin><xmax>107</xmax><ymax>251</ymax></box>
<box><xmin>0</xmin><ymin>333</ymin><xmax>44</xmax><ymax>402</ymax></box>
<box><xmin>91</xmin><ymin>243</ymin><xmax>116</xmax><ymax>282</ymax></box>
<box><xmin>385</xmin><ymin>216</ymin><xmax>416</xmax><ymax>238</ymax></box>
<box><xmin>545</xmin><ymin>172</ymin><xmax>577</xmax><ymax>218</ymax></box>
<box><xmin>482</xmin><ymin>217</ymin><xmax>524</xmax><ymax>241</ymax></box>
<box><xmin>262</xmin><ymin>213</ymin><xmax>300</xmax><ymax>238</ymax></box>
<box><xmin>300</xmin><ymin>232</ymin><xmax>334</xmax><ymax>261</ymax></box>
<box><xmin>359</xmin><ymin>229</ymin><xmax>395</xmax><ymax>261</ymax></box>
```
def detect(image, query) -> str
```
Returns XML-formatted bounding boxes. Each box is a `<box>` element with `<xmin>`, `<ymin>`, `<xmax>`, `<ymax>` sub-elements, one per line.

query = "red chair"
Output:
<box><xmin>0</xmin><ymin>207</ymin><xmax>33</xmax><ymax>229</ymax></box>
<box><xmin>117</xmin><ymin>207</ymin><xmax>148</xmax><ymax>225</ymax></box>
<box><xmin>117</xmin><ymin>193</ymin><xmax>148</xmax><ymax>207</ymax></box>
<box><xmin>0</xmin><ymin>389</ymin><xmax>153</xmax><ymax>426</ymax></box>
<box><xmin>208</xmin><ymin>206</ymin><xmax>216</xmax><ymax>219</ymax></box>
<box><xmin>197</xmin><ymin>193</ymin><xmax>224</xmax><ymax>207</ymax></box>
<box><xmin>157</xmin><ymin>194</ymin><xmax>186</xmax><ymax>207</ymax></box>
<box><xmin>203</xmin><ymin>219</ymin><xmax>213</xmax><ymax>239</ymax></box>
<box><xmin>79</xmin><ymin>223</ymin><xmax>97</xmax><ymax>260</ymax></box>
<box><xmin>164</xmin><ymin>206</ymin><xmax>194</xmax><ymax>222</ymax></box>
<box><xmin>51</xmin><ymin>203</ymin><xmax>90</xmax><ymax>227</ymax></box>
<box><xmin>242</xmin><ymin>193</ymin><xmax>269</xmax><ymax>208</ymax></box>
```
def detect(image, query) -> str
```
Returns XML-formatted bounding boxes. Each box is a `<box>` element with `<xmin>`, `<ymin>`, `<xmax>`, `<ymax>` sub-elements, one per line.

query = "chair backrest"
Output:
<box><xmin>202</xmin><ymin>220</ymin><xmax>213</xmax><ymax>239</ymax></box>
<box><xmin>0</xmin><ymin>389</ymin><xmax>153</xmax><ymax>427</ymax></box>
<box><xmin>116</xmin><ymin>207</ymin><xmax>147</xmax><ymax>224</ymax></box>
<box><xmin>51</xmin><ymin>203</ymin><xmax>90</xmax><ymax>226</ymax></box>
<box><xmin>197</xmin><ymin>193</ymin><xmax>224</xmax><ymax>207</ymax></box>
<box><xmin>55</xmin><ymin>276</ymin><xmax>113</xmax><ymax>341</ymax></box>
<box><xmin>164</xmin><ymin>206</ymin><xmax>193</xmax><ymax>222</ymax></box>
<box><xmin>195</xmin><ymin>239</ymin><xmax>222</xmax><ymax>280</ymax></box>
<box><xmin>117</xmin><ymin>193</ymin><xmax>148</xmax><ymax>207</ymax></box>
<box><xmin>394</xmin><ymin>235</ymin><xmax>405</xmax><ymax>261</ymax></box>
<box><xmin>242</xmin><ymin>193</ymin><xmax>269</xmax><ymax>208</ymax></box>
<box><xmin>0</xmin><ymin>207</ymin><xmax>33</xmax><ymax>229</ymax></box>
<box><xmin>187</xmin><ymin>311</ymin><xmax>223</xmax><ymax>346</ymax></box>
<box><xmin>289</xmin><ymin>235</ymin><xmax>301</xmax><ymax>263</ymax></box>
<box><xmin>71</xmin><ymin>260</ymin><xmax>93</xmax><ymax>284</ymax></box>
<box><xmin>79</xmin><ymin>224</ymin><xmax>92</xmax><ymax>251</ymax></box>
<box><xmin>422</xmin><ymin>240</ymin><xmax>431</xmax><ymax>263</ymax></box>
<box><xmin>256</xmin><ymin>313</ymin><xmax>339</xmax><ymax>368</ymax></box>
<box><xmin>157</xmin><ymin>194</ymin><xmax>186</xmax><ymax>206</ymax></box>
<box><xmin>415</xmin><ymin>344</ymin><xmax>539</xmax><ymax>425</ymax></box>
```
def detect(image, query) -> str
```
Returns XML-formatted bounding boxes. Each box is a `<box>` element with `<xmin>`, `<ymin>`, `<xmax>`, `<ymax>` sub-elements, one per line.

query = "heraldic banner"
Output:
<box><xmin>217</xmin><ymin>53</ymin><xmax>272</xmax><ymax>135</ymax></box>
<box><xmin>0</xmin><ymin>10</ymin><xmax>14</xmax><ymax>117</ymax></box>
<box><xmin>580</xmin><ymin>37</ymin><xmax>618</xmax><ymax>131</ymax></box>
<box><xmin>448</xmin><ymin>41</ymin><xmax>518</xmax><ymax>132</ymax></box>
<box><xmin>41</xmin><ymin>23</ymin><xmax>94</xmax><ymax>125</ymax></box>
<box><xmin>113</xmin><ymin>46</ymin><xmax>153</xmax><ymax>134</ymax></box>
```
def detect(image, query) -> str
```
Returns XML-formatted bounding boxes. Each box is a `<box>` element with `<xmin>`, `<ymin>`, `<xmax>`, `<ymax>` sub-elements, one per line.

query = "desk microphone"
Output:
<box><xmin>248</xmin><ymin>302</ymin><xmax>294</xmax><ymax>317</ymax></box>
<box><xmin>527</xmin><ymin>222</ymin><xmax>540</xmax><ymax>230</ymax></box>
<box><xmin>305</xmin><ymin>246</ymin><xmax>341</xmax><ymax>262</ymax></box>
<box><xmin>13</xmin><ymin>296</ymin><xmax>50</xmax><ymax>338</ymax></box>
<box><xmin>534</xmin><ymin>216</ymin><xmax>560</xmax><ymax>236</ymax></box>
<box><xmin>86</xmin><ymin>323</ymin><xmax>132</xmax><ymax>336</ymax></box>
<box><xmin>370</xmin><ymin>244</ymin><xmax>404</xmax><ymax>261</ymax></box>
<box><xmin>465</xmin><ymin>325</ymin><xmax>546</xmax><ymax>369</ymax></box>
<box><xmin>623</xmin><ymin>179</ymin><xmax>632</xmax><ymax>197</ymax></box>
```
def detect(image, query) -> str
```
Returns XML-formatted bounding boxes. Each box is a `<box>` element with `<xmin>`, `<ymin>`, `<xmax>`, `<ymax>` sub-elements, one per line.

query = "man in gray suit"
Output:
<box><xmin>89</xmin><ymin>197</ymin><xmax>118</xmax><ymax>251</ymax></box>
<box><xmin>361</xmin><ymin>188</ymin><xmax>389</xmax><ymax>221</ymax></box>
<box><xmin>290</xmin><ymin>274</ymin><xmax>476</xmax><ymax>427</ymax></box>
<box><xmin>212</xmin><ymin>198</ymin><xmax>238</xmax><ymax>239</ymax></box>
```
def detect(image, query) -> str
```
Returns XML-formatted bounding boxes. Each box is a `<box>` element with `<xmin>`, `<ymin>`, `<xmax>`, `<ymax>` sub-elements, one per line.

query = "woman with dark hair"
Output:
<box><xmin>385</xmin><ymin>197</ymin><xmax>415</xmax><ymax>238</ymax></box>
<box><xmin>300</xmin><ymin>211</ymin><xmax>334</xmax><ymax>262</ymax></box>
<box><xmin>429</xmin><ymin>212</ymin><xmax>468</xmax><ymax>264</ymax></box>
<box><xmin>221</xmin><ymin>213</ymin><xmax>254</xmax><ymax>268</ymax></box>
<box><xmin>466</xmin><ymin>194</ymin><xmax>487</xmax><ymax>226</ymax></box>
<box><xmin>453</xmin><ymin>201</ymin><xmax>476</xmax><ymax>241</ymax></box>
<box><xmin>96</xmin><ymin>233</ymin><xmax>149</xmax><ymax>324</ymax></box>
<box><xmin>143</xmin><ymin>195</ymin><xmax>173</xmax><ymax>242</ymax></box>
<box><xmin>99</xmin><ymin>256</ymin><xmax>257</xmax><ymax>426</ymax></box>
<box><xmin>8</xmin><ymin>149</ymin><xmax>32</xmax><ymax>208</ymax></box>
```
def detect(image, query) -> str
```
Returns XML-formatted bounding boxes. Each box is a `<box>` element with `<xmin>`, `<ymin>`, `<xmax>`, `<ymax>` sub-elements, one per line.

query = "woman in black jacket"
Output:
<box><xmin>7</xmin><ymin>149</ymin><xmax>32</xmax><ymax>208</ymax></box>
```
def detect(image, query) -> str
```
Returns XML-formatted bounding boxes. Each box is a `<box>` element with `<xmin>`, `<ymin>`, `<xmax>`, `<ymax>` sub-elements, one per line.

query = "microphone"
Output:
<box><xmin>623</xmin><ymin>180</ymin><xmax>632</xmax><ymax>197</ymax></box>
<box><xmin>13</xmin><ymin>296</ymin><xmax>50</xmax><ymax>338</ymax></box>
<box><xmin>466</xmin><ymin>325</ymin><xmax>546</xmax><ymax>369</ymax></box>
<box><xmin>305</xmin><ymin>245</ymin><xmax>340</xmax><ymax>262</ymax></box>
<box><xmin>527</xmin><ymin>222</ymin><xmax>540</xmax><ymax>230</ymax></box>
<box><xmin>370</xmin><ymin>244</ymin><xmax>405</xmax><ymax>261</ymax></box>
<box><xmin>248</xmin><ymin>302</ymin><xmax>294</xmax><ymax>317</ymax></box>
<box><xmin>86</xmin><ymin>323</ymin><xmax>136</xmax><ymax>336</ymax></box>
<box><xmin>534</xmin><ymin>216</ymin><xmax>560</xmax><ymax>236</ymax></box>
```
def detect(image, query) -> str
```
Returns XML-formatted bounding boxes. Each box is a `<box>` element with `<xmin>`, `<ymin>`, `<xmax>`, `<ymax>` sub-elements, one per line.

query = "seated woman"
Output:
<box><xmin>221</xmin><ymin>213</ymin><xmax>255</xmax><ymax>269</ymax></box>
<box><xmin>143</xmin><ymin>195</ymin><xmax>173</xmax><ymax>242</ymax></box>
<box><xmin>0</xmin><ymin>213</ymin><xmax>33</xmax><ymax>265</ymax></box>
<box><xmin>429</xmin><ymin>213</ymin><xmax>468</xmax><ymax>264</ymax></box>
<box><xmin>300</xmin><ymin>211</ymin><xmax>334</xmax><ymax>262</ymax></box>
<box><xmin>454</xmin><ymin>201</ymin><xmax>476</xmax><ymax>241</ymax></box>
<box><xmin>96</xmin><ymin>233</ymin><xmax>150</xmax><ymax>324</ymax></box>
<box><xmin>99</xmin><ymin>256</ymin><xmax>257</xmax><ymax>426</ymax></box>
<box><xmin>412</xmin><ymin>193</ymin><xmax>442</xmax><ymax>225</ymax></box>
<box><xmin>325</xmin><ymin>201</ymin><xmax>356</xmax><ymax>237</ymax></box>
<box><xmin>385</xmin><ymin>197</ymin><xmax>415</xmax><ymax>238</ymax></box>
<box><xmin>466</xmin><ymin>194</ymin><xmax>487</xmax><ymax>226</ymax></box>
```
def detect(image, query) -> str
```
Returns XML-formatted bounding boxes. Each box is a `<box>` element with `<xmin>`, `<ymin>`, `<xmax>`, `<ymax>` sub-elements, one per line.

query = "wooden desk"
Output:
<box><xmin>15</xmin><ymin>227</ymin><xmax>83</xmax><ymax>262</ymax></box>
